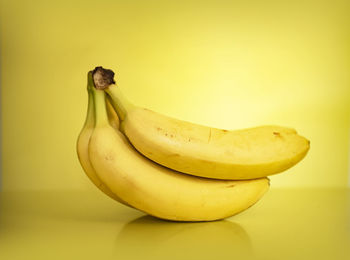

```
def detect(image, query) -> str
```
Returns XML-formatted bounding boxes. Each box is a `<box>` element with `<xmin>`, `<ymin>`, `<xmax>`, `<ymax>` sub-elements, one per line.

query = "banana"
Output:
<box><xmin>76</xmin><ymin>73</ymin><xmax>130</xmax><ymax>206</ymax></box>
<box><xmin>88</xmin><ymin>80</ymin><xmax>270</xmax><ymax>221</ymax></box>
<box><xmin>94</xmin><ymin>67</ymin><xmax>310</xmax><ymax>180</ymax></box>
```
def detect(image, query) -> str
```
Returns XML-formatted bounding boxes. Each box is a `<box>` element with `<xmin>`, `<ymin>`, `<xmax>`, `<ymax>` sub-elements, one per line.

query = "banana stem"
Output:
<box><xmin>91</xmin><ymin>66</ymin><xmax>134</xmax><ymax>121</ymax></box>
<box><xmin>83</xmin><ymin>72</ymin><xmax>95</xmax><ymax>128</ymax></box>
<box><xmin>92</xmin><ymin>87</ymin><xmax>109</xmax><ymax>128</ymax></box>
<box><xmin>105</xmin><ymin>86</ymin><xmax>135</xmax><ymax>121</ymax></box>
<box><xmin>83</xmin><ymin>91</ymin><xmax>95</xmax><ymax>128</ymax></box>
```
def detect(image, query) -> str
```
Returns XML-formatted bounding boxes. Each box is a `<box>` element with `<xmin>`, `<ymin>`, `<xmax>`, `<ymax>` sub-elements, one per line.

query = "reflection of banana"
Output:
<box><xmin>76</xmin><ymin>74</ymin><xmax>129</xmax><ymax>206</ymax></box>
<box><xmin>115</xmin><ymin>215</ymin><xmax>253</xmax><ymax>260</ymax></box>
<box><xmin>88</xmin><ymin>81</ymin><xmax>269</xmax><ymax>221</ymax></box>
<box><xmin>95</xmin><ymin>67</ymin><xmax>310</xmax><ymax>180</ymax></box>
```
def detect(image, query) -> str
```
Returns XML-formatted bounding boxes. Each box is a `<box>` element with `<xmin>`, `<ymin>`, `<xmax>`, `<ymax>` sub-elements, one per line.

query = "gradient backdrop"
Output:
<box><xmin>0</xmin><ymin>0</ymin><xmax>349</xmax><ymax>191</ymax></box>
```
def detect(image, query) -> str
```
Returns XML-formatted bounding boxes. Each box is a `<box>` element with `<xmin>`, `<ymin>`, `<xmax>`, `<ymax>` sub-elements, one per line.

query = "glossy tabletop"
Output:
<box><xmin>1</xmin><ymin>188</ymin><xmax>349</xmax><ymax>260</ymax></box>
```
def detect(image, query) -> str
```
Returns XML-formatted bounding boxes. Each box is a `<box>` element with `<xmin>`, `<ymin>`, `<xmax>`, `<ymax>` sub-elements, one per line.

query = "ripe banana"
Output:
<box><xmin>88</xmin><ymin>81</ymin><xmax>270</xmax><ymax>221</ymax></box>
<box><xmin>76</xmin><ymin>73</ymin><xmax>130</xmax><ymax>206</ymax></box>
<box><xmin>94</xmin><ymin>67</ymin><xmax>310</xmax><ymax>180</ymax></box>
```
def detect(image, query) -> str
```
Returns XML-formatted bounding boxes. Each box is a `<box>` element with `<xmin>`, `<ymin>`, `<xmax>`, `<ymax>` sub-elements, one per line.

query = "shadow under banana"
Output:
<box><xmin>114</xmin><ymin>215</ymin><xmax>254</xmax><ymax>259</ymax></box>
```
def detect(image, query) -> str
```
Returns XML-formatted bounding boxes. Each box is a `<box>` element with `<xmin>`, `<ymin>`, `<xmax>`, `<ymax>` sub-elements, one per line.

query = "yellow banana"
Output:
<box><xmin>88</xmin><ymin>81</ymin><xmax>270</xmax><ymax>221</ymax></box>
<box><xmin>94</xmin><ymin>67</ymin><xmax>310</xmax><ymax>180</ymax></box>
<box><xmin>76</xmin><ymin>73</ymin><xmax>130</xmax><ymax>206</ymax></box>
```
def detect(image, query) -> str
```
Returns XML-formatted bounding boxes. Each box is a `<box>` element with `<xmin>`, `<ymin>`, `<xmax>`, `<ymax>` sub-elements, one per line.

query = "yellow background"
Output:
<box><xmin>1</xmin><ymin>2</ymin><xmax>349</xmax><ymax>260</ymax></box>
<box><xmin>0</xmin><ymin>0</ymin><xmax>349</xmax><ymax>190</ymax></box>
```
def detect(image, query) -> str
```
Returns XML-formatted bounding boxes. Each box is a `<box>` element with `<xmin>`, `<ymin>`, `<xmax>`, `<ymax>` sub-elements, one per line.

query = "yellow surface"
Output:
<box><xmin>0</xmin><ymin>188</ymin><xmax>349</xmax><ymax>259</ymax></box>
<box><xmin>0</xmin><ymin>0</ymin><xmax>349</xmax><ymax>190</ymax></box>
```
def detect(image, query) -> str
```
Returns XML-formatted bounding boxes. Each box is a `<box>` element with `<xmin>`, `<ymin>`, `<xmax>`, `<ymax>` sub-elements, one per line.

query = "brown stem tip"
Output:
<box><xmin>91</xmin><ymin>66</ymin><xmax>116</xmax><ymax>90</ymax></box>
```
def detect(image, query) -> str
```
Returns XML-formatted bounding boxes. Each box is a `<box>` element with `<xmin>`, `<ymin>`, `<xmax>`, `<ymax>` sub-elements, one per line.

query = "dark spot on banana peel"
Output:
<box><xmin>273</xmin><ymin>132</ymin><xmax>283</xmax><ymax>138</ymax></box>
<box><xmin>226</xmin><ymin>184</ymin><xmax>236</xmax><ymax>188</ymax></box>
<box><xmin>222</xmin><ymin>129</ymin><xmax>228</xmax><ymax>133</ymax></box>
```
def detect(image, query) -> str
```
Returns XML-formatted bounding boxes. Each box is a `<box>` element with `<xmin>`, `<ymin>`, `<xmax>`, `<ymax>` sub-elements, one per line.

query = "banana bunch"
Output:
<box><xmin>77</xmin><ymin>67</ymin><xmax>310</xmax><ymax>221</ymax></box>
